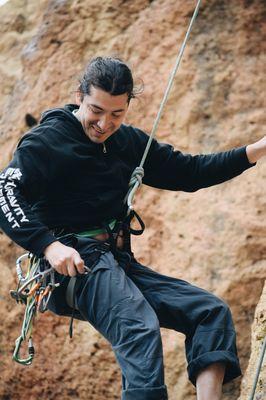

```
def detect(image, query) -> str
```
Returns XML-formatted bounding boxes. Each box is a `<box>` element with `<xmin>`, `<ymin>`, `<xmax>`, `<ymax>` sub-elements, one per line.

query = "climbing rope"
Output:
<box><xmin>249</xmin><ymin>336</ymin><xmax>266</xmax><ymax>400</ymax></box>
<box><xmin>10</xmin><ymin>253</ymin><xmax>59</xmax><ymax>365</ymax></box>
<box><xmin>125</xmin><ymin>0</ymin><xmax>202</xmax><ymax>213</ymax></box>
<box><xmin>124</xmin><ymin>4</ymin><xmax>266</xmax><ymax>396</ymax></box>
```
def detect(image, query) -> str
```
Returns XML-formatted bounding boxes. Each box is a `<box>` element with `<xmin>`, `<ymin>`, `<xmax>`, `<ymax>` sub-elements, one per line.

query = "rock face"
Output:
<box><xmin>0</xmin><ymin>1</ymin><xmax>265</xmax><ymax>399</ymax></box>
<box><xmin>239</xmin><ymin>283</ymin><xmax>266</xmax><ymax>400</ymax></box>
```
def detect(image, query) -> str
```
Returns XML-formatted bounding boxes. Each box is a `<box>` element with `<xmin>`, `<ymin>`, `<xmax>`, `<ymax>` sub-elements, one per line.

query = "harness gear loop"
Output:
<box><xmin>125</xmin><ymin>210</ymin><xmax>145</xmax><ymax>236</ymax></box>
<box><xmin>125</xmin><ymin>0</ymin><xmax>202</xmax><ymax>213</ymax></box>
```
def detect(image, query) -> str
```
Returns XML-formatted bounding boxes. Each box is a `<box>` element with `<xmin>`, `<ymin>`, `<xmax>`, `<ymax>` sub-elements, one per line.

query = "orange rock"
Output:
<box><xmin>0</xmin><ymin>1</ymin><xmax>265</xmax><ymax>399</ymax></box>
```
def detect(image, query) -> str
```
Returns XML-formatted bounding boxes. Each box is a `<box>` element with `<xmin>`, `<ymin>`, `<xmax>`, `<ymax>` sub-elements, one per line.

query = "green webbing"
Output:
<box><xmin>77</xmin><ymin>219</ymin><xmax>117</xmax><ymax>238</ymax></box>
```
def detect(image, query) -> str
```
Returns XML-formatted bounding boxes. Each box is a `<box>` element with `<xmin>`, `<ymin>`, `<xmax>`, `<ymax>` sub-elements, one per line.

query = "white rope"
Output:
<box><xmin>249</xmin><ymin>336</ymin><xmax>266</xmax><ymax>400</ymax></box>
<box><xmin>126</xmin><ymin>0</ymin><xmax>202</xmax><ymax>212</ymax></box>
<box><xmin>124</xmin><ymin>166</ymin><xmax>144</xmax><ymax>208</ymax></box>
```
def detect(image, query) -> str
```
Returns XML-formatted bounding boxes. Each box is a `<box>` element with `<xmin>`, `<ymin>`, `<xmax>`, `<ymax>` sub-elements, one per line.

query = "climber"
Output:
<box><xmin>0</xmin><ymin>57</ymin><xmax>265</xmax><ymax>400</ymax></box>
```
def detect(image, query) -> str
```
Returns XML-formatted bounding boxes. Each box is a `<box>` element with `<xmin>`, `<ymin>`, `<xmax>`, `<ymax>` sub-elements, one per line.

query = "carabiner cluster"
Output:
<box><xmin>10</xmin><ymin>254</ymin><xmax>59</xmax><ymax>365</ymax></box>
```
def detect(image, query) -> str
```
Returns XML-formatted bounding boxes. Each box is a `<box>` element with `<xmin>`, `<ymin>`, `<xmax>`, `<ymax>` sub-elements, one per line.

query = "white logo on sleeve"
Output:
<box><xmin>0</xmin><ymin>167</ymin><xmax>29</xmax><ymax>228</ymax></box>
<box><xmin>1</xmin><ymin>168</ymin><xmax>22</xmax><ymax>181</ymax></box>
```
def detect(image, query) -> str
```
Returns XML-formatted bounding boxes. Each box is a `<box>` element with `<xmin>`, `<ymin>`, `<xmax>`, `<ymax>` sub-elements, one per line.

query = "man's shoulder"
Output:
<box><xmin>108</xmin><ymin>124</ymin><xmax>150</xmax><ymax>159</ymax></box>
<box><xmin>114</xmin><ymin>124</ymin><xmax>149</xmax><ymax>143</ymax></box>
<box><xmin>119</xmin><ymin>123</ymin><xmax>147</xmax><ymax>134</ymax></box>
<box><xmin>17</xmin><ymin>122</ymin><xmax>60</xmax><ymax>150</ymax></box>
<box><xmin>17</xmin><ymin>105</ymin><xmax>79</xmax><ymax>149</ymax></box>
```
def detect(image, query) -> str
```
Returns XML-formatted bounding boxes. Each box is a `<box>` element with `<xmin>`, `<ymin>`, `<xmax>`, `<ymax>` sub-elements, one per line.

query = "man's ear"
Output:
<box><xmin>75</xmin><ymin>91</ymin><xmax>83</xmax><ymax>105</ymax></box>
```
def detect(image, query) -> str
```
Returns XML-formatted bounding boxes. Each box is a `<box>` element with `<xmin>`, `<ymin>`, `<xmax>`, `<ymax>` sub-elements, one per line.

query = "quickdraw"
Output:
<box><xmin>10</xmin><ymin>253</ymin><xmax>59</xmax><ymax>365</ymax></box>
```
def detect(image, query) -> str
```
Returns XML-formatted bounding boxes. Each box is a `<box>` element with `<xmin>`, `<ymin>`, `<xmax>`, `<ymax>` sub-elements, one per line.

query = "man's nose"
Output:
<box><xmin>98</xmin><ymin>115</ymin><xmax>112</xmax><ymax>131</ymax></box>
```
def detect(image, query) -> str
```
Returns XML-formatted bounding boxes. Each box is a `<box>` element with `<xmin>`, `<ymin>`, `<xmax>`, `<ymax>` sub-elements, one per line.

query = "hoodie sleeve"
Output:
<box><xmin>131</xmin><ymin>129</ymin><xmax>255</xmax><ymax>191</ymax></box>
<box><xmin>0</xmin><ymin>135</ymin><xmax>57</xmax><ymax>256</ymax></box>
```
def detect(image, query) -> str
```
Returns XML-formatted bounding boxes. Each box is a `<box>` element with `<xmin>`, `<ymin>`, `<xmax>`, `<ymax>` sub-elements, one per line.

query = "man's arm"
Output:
<box><xmin>246</xmin><ymin>136</ymin><xmax>266</xmax><ymax>163</ymax></box>
<box><xmin>143</xmin><ymin>144</ymin><xmax>255</xmax><ymax>192</ymax></box>
<box><xmin>129</xmin><ymin>127</ymin><xmax>262</xmax><ymax>192</ymax></box>
<box><xmin>0</xmin><ymin>152</ymin><xmax>57</xmax><ymax>256</ymax></box>
<box><xmin>0</xmin><ymin>137</ymin><xmax>85</xmax><ymax>276</ymax></box>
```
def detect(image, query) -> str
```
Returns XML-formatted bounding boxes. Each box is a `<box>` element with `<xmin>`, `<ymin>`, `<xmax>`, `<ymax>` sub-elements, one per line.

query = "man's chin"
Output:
<box><xmin>90</xmin><ymin>137</ymin><xmax>103</xmax><ymax>144</ymax></box>
<box><xmin>90</xmin><ymin>130</ymin><xmax>115</xmax><ymax>143</ymax></box>
<box><xmin>85</xmin><ymin>129</ymin><xmax>105</xmax><ymax>143</ymax></box>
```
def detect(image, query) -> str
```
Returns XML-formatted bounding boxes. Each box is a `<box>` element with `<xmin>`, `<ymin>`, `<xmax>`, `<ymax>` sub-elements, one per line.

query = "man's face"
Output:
<box><xmin>75</xmin><ymin>85</ymin><xmax>129</xmax><ymax>143</ymax></box>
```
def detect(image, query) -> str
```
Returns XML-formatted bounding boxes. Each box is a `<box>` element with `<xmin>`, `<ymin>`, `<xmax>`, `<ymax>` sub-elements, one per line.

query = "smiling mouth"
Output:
<box><xmin>91</xmin><ymin>125</ymin><xmax>105</xmax><ymax>135</ymax></box>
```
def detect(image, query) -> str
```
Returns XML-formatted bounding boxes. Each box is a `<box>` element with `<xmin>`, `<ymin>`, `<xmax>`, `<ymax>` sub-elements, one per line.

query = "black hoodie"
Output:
<box><xmin>0</xmin><ymin>104</ymin><xmax>254</xmax><ymax>256</ymax></box>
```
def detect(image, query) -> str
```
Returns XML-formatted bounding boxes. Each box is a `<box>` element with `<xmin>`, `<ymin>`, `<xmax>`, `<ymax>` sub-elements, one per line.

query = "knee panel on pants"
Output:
<box><xmin>197</xmin><ymin>298</ymin><xmax>233</xmax><ymax>333</ymax></box>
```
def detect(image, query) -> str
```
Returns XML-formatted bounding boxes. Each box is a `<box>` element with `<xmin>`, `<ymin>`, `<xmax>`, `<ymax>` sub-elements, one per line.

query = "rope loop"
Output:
<box><xmin>125</xmin><ymin>166</ymin><xmax>144</xmax><ymax>212</ymax></box>
<box><xmin>128</xmin><ymin>166</ymin><xmax>144</xmax><ymax>189</ymax></box>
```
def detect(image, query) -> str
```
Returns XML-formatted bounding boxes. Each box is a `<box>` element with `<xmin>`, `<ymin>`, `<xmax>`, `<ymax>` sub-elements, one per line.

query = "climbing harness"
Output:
<box><xmin>10</xmin><ymin>253</ymin><xmax>59</xmax><ymax>365</ymax></box>
<box><xmin>248</xmin><ymin>336</ymin><xmax>266</xmax><ymax>400</ymax></box>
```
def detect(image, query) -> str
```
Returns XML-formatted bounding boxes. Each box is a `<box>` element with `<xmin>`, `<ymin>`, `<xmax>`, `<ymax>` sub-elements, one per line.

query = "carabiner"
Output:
<box><xmin>12</xmin><ymin>336</ymin><xmax>35</xmax><ymax>366</ymax></box>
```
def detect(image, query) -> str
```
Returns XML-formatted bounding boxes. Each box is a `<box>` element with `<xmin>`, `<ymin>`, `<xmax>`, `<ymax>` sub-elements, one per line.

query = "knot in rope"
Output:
<box><xmin>124</xmin><ymin>167</ymin><xmax>145</xmax><ymax>212</ymax></box>
<box><xmin>128</xmin><ymin>166</ymin><xmax>144</xmax><ymax>189</ymax></box>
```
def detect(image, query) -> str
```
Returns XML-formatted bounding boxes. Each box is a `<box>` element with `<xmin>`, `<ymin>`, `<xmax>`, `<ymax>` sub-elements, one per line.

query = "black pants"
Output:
<box><xmin>48</xmin><ymin>236</ymin><xmax>241</xmax><ymax>400</ymax></box>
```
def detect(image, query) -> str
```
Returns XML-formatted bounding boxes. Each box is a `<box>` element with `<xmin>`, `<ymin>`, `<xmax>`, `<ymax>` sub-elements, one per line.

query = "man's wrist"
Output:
<box><xmin>43</xmin><ymin>240</ymin><xmax>61</xmax><ymax>256</ymax></box>
<box><xmin>246</xmin><ymin>140</ymin><xmax>265</xmax><ymax>164</ymax></box>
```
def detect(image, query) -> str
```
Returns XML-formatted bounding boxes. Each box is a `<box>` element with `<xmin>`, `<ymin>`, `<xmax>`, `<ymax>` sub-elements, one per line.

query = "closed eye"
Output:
<box><xmin>89</xmin><ymin>105</ymin><xmax>103</xmax><ymax>114</ymax></box>
<box><xmin>89</xmin><ymin>104</ymin><xmax>123</xmax><ymax>118</ymax></box>
<box><xmin>112</xmin><ymin>113</ymin><xmax>122</xmax><ymax>118</ymax></box>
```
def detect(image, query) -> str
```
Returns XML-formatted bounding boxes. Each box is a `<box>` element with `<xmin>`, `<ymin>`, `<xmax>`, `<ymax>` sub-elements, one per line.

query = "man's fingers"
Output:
<box><xmin>67</xmin><ymin>260</ymin><xmax>78</xmax><ymax>277</ymax></box>
<box><xmin>53</xmin><ymin>259</ymin><xmax>76</xmax><ymax>276</ymax></box>
<box><xmin>73</xmin><ymin>255</ymin><xmax>85</xmax><ymax>274</ymax></box>
<box><xmin>52</xmin><ymin>260</ymin><xmax>68</xmax><ymax>276</ymax></box>
<box><xmin>44</xmin><ymin>242</ymin><xmax>85</xmax><ymax>276</ymax></box>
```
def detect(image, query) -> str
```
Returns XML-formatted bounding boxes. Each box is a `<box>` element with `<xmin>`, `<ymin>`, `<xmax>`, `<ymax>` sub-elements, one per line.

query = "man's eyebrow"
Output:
<box><xmin>90</xmin><ymin>103</ymin><xmax>125</xmax><ymax>112</ymax></box>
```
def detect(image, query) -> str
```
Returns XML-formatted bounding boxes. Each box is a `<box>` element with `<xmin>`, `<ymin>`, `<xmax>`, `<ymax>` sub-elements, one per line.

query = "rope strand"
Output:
<box><xmin>249</xmin><ymin>336</ymin><xmax>266</xmax><ymax>400</ymax></box>
<box><xmin>126</xmin><ymin>0</ymin><xmax>202</xmax><ymax>211</ymax></box>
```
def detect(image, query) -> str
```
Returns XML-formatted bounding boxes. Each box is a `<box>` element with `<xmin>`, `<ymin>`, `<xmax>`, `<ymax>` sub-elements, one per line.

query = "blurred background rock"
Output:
<box><xmin>0</xmin><ymin>1</ymin><xmax>265</xmax><ymax>399</ymax></box>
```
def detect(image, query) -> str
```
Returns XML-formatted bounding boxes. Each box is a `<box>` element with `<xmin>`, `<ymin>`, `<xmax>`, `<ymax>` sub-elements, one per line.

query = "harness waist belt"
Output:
<box><xmin>77</xmin><ymin>219</ymin><xmax>117</xmax><ymax>238</ymax></box>
<box><xmin>52</xmin><ymin>219</ymin><xmax>117</xmax><ymax>238</ymax></box>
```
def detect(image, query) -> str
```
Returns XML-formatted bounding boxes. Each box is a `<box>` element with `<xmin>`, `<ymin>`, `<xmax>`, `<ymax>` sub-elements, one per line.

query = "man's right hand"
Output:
<box><xmin>44</xmin><ymin>241</ymin><xmax>85</xmax><ymax>277</ymax></box>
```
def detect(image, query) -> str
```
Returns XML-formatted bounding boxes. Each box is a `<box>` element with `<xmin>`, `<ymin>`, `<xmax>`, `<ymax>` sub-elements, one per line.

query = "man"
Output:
<box><xmin>0</xmin><ymin>56</ymin><xmax>265</xmax><ymax>400</ymax></box>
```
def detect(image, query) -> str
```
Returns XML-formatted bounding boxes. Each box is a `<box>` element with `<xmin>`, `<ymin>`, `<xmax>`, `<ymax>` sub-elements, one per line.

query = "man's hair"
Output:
<box><xmin>78</xmin><ymin>56</ymin><xmax>140</xmax><ymax>103</ymax></box>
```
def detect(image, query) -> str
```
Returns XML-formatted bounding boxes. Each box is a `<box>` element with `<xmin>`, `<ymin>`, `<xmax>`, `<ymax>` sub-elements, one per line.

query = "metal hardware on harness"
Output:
<box><xmin>10</xmin><ymin>253</ymin><xmax>60</xmax><ymax>365</ymax></box>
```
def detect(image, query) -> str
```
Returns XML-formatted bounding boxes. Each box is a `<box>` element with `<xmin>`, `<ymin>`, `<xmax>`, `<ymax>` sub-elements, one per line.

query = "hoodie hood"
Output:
<box><xmin>17</xmin><ymin>104</ymin><xmax>85</xmax><ymax>149</ymax></box>
<box><xmin>40</xmin><ymin>104</ymin><xmax>79</xmax><ymax>125</ymax></box>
